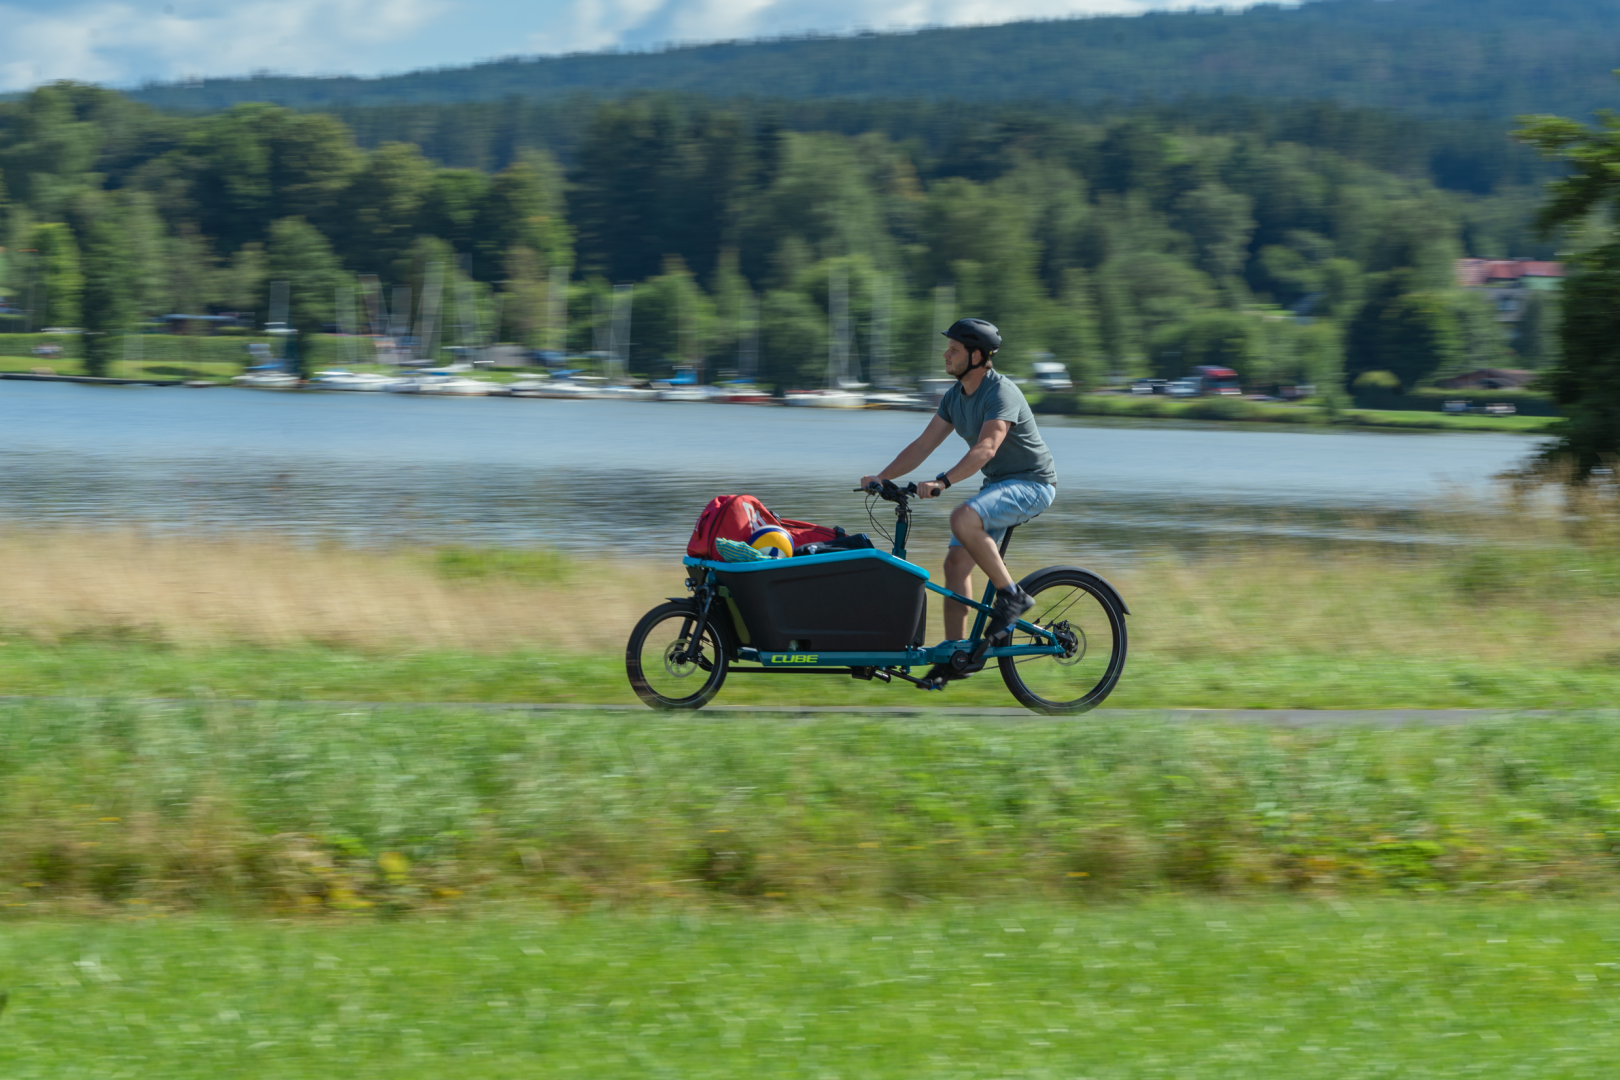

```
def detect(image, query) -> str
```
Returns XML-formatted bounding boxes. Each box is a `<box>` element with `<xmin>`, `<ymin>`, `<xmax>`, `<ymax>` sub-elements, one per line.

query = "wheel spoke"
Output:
<box><xmin>1035</xmin><ymin>589</ymin><xmax>1084</xmax><ymax>626</ymax></box>
<box><xmin>998</xmin><ymin>575</ymin><xmax>1125</xmax><ymax>714</ymax></box>
<box><xmin>629</xmin><ymin>605</ymin><xmax>728</xmax><ymax>709</ymax></box>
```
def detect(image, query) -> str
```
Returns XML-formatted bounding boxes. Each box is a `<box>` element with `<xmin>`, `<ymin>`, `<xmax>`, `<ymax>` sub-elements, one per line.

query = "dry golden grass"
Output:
<box><xmin>0</xmin><ymin>530</ymin><xmax>665</xmax><ymax>652</ymax></box>
<box><xmin>2</xmin><ymin>505</ymin><xmax>1619</xmax><ymax>669</ymax></box>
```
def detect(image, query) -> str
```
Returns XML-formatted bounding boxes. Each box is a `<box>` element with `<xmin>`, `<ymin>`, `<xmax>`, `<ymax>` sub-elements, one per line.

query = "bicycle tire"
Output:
<box><xmin>998</xmin><ymin>568</ymin><xmax>1127</xmax><ymax>714</ymax></box>
<box><xmin>626</xmin><ymin>601</ymin><xmax>730</xmax><ymax>710</ymax></box>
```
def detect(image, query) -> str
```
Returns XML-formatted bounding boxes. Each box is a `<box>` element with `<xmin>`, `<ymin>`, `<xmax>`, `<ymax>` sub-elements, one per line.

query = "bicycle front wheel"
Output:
<box><xmin>626</xmin><ymin>601</ymin><xmax>730</xmax><ymax>710</ymax></box>
<box><xmin>999</xmin><ymin>568</ymin><xmax>1127</xmax><ymax>714</ymax></box>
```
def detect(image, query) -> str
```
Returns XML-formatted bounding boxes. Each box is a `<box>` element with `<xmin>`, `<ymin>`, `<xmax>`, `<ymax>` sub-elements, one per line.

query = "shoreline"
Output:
<box><xmin>0</xmin><ymin>369</ymin><xmax>1558</xmax><ymax>435</ymax></box>
<box><xmin>1034</xmin><ymin>394</ymin><xmax>1558</xmax><ymax>435</ymax></box>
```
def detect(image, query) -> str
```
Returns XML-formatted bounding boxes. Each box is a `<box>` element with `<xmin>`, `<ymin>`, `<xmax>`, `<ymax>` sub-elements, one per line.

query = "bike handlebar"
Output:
<box><xmin>855</xmin><ymin>479</ymin><xmax>920</xmax><ymax>503</ymax></box>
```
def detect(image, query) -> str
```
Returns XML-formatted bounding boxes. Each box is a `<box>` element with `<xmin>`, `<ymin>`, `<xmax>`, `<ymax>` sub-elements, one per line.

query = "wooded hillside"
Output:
<box><xmin>126</xmin><ymin>0</ymin><xmax>1620</xmax><ymax>121</ymax></box>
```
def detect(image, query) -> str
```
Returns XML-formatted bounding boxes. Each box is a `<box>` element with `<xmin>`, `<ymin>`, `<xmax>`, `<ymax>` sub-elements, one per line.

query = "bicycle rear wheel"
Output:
<box><xmin>998</xmin><ymin>568</ymin><xmax>1127</xmax><ymax>714</ymax></box>
<box><xmin>626</xmin><ymin>602</ymin><xmax>730</xmax><ymax>710</ymax></box>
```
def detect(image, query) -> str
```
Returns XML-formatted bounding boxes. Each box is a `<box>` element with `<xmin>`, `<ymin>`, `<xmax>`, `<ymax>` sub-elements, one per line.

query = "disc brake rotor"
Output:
<box><xmin>1052</xmin><ymin>620</ymin><xmax>1086</xmax><ymax>667</ymax></box>
<box><xmin>663</xmin><ymin>638</ymin><xmax>697</xmax><ymax>678</ymax></box>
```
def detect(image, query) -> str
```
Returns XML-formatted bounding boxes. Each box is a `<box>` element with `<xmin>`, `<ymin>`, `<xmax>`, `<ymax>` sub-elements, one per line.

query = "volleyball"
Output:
<box><xmin>748</xmin><ymin>525</ymin><xmax>794</xmax><ymax>559</ymax></box>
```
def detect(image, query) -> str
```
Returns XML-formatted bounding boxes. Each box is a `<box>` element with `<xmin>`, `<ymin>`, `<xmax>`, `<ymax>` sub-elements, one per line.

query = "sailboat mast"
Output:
<box><xmin>828</xmin><ymin>263</ymin><xmax>849</xmax><ymax>390</ymax></box>
<box><xmin>610</xmin><ymin>284</ymin><xmax>632</xmax><ymax>384</ymax></box>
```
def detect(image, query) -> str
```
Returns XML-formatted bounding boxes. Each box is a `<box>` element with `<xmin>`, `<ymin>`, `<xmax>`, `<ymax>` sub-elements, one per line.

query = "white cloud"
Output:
<box><xmin>0</xmin><ymin>0</ymin><xmax>448</xmax><ymax>90</ymax></box>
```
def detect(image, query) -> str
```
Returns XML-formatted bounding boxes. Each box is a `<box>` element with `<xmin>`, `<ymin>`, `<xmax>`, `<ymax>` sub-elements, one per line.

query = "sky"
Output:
<box><xmin>0</xmin><ymin>0</ymin><xmax>1272</xmax><ymax>93</ymax></box>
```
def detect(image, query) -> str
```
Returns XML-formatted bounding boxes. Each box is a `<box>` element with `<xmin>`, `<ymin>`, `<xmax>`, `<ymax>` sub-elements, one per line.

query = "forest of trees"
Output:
<box><xmin>125</xmin><ymin>0</ymin><xmax>1620</xmax><ymax>122</ymax></box>
<box><xmin>0</xmin><ymin>81</ymin><xmax>1557</xmax><ymax>389</ymax></box>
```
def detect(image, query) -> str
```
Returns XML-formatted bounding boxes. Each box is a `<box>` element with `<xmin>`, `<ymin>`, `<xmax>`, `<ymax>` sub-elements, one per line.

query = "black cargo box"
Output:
<box><xmin>714</xmin><ymin>550</ymin><xmax>928</xmax><ymax>653</ymax></box>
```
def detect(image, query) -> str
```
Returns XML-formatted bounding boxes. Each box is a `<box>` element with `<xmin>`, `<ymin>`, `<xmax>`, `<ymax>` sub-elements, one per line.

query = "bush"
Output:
<box><xmin>1352</xmin><ymin>370</ymin><xmax>1401</xmax><ymax>391</ymax></box>
<box><xmin>0</xmin><ymin>332</ymin><xmax>85</xmax><ymax>360</ymax></box>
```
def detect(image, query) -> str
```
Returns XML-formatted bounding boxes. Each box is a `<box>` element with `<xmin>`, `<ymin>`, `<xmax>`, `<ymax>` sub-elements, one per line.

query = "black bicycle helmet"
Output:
<box><xmin>942</xmin><ymin>317</ymin><xmax>1001</xmax><ymax>355</ymax></box>
<box><xmin>942</xmin><ymin>317</ymin><xmax>1001</xmax><ymax>376</ymax></box>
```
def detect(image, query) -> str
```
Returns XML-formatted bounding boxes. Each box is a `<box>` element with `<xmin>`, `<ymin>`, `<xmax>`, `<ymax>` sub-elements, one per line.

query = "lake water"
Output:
<box><xmin>0</xmin><ymin>381</ymin><xmax>1542</xmax><ymax>563</ymax></box>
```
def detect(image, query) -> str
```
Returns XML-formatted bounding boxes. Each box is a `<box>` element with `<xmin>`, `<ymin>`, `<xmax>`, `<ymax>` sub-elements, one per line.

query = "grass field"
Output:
<box><xmin>4</xmin><ymin>901</ymin><xmax>1620</xmax><ymax>1077</ymax></box>
<box><xmin>8</xmin><ymin>702</ymin><xmax>1620</xmax><ymax>909</ymax></box>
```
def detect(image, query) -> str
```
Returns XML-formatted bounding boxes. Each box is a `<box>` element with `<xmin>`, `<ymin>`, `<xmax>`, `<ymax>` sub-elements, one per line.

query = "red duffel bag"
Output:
<box><xmin>686</xmin><ymin>495</ymin><xmax>839</xmax><ymax>560</ymax></box>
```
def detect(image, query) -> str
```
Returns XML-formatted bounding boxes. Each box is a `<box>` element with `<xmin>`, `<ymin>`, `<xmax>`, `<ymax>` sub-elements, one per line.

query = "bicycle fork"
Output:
<box><xmin>677</xmin><ymin>574</ymin><xmax>718</xmax><ymax>667</ymax></box>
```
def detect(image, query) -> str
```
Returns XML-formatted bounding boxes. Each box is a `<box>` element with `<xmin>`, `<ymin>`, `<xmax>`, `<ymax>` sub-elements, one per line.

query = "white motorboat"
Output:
<box><xmin>419</xmin><ymin>376</ymin><xmax>496</xmax><ymax>396</ymax></box>
<box><xmin>655</xmin><ymin>384</ymin><xmax>721</xmax><ymax>402</ymax></box>
<box><xmin>863</xmin><ymin>391</ymin><xmax>922</xmax><ymax>410</ymax></box>
<box><xmin>527</xmin><ymin>379</ymin><xmax>599</xmax><ymax>399</ymax></box>
<box><xmin>596</xmin><ymin>384</ymin><xmax>659</xmax><ymax>401</ymax></box>
<box><xmin>345</xmin><ymin>372</ymin><xmax>402</xmax><ymax>391</ymax></box>
<box><xmin>234</xmin><ymin>371</ymin><xmax>301</xmax><ymax>389</ymax></box>
<box><xmin>784</xmin><ymin>389</ymin><xmax>865</xmax><ymax>408</ymax></box>
<box><xmin>308</xmin><ymin>370</ymin><xmax>398</xmax><ymax>391</ymax></box>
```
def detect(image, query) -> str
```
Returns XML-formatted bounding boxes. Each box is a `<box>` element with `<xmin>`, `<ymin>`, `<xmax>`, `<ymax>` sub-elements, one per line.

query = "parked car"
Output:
<box><xmin>1166</xmin><ymin>378</ymin><xmax>1202</xmax><ymax>398</ymax></box>
<box><xmin>1032</xmin><ymin>361</ymin><xmax>1073</xmax><ymax>392</ymax></box>
<box><xmin>1130</xmin><ymin>379</ymin><xmax>1170</xmax><ymax>395</ymax></box>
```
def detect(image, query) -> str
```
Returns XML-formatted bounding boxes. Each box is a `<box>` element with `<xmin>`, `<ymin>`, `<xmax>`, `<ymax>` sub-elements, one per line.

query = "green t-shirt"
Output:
<box><xmin>936</xmin><ymin>369</ymin><xmax>1058</xmax><ymax>487</ymax></box>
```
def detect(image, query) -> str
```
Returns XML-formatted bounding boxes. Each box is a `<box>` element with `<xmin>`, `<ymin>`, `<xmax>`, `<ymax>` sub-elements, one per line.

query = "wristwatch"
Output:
<box><xmin>934</xmin><ymin>472</ymin><xmax>952</xmax><ymax>489</ymax></box>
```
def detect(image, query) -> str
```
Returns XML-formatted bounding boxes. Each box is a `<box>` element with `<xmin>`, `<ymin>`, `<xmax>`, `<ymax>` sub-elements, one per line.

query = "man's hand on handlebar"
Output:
<box><xmin>916</xmin><ymin>479</ymin><xmax>948</xmax><ymax>499</ymax></box>
<box><xmin>855</xmin><ymin>477</ymin><xmax>920</xmax><ymax>502</ymax></box>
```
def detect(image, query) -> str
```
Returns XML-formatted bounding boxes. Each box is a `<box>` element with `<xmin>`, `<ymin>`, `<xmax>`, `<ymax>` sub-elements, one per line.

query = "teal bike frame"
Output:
<box><xmin>685</xmin><ymin>484</ymin><xmax>1067</xmax><ymax>678</ymax></box>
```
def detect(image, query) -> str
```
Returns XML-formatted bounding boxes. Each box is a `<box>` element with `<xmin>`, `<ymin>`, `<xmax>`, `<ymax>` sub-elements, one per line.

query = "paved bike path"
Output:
<box><xmin>0</xmin><ymin>696</ymin><xmax>1588</xmax><ymax>724</ymax></box>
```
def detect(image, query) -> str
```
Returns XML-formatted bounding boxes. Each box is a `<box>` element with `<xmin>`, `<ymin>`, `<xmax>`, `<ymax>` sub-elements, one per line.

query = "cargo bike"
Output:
<box><xmin>625</xmin><ymin>480</ymin><xmax>1128</xmax><ymax>713</ymax></box>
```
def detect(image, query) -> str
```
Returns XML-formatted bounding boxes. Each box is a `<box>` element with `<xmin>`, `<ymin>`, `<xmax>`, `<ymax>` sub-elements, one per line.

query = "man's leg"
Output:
<box><xmin>951</xmin><ymin>501</ymin><xmax>1032</xmax><ymax>643</ymax></box>
<box><xmin>942</xmin><ymin>545</ymin><xmax>978</xmax><ymax>640</ymax></box>
<box><xmin>950</xmin><ymin>502</ymin><xmax>1015</xmax><ymax>592</ymax></box>
<box><xmin>926</xmin><ymin>504</ymin><xmax>1023</xmax><ymax>688</ymax></box>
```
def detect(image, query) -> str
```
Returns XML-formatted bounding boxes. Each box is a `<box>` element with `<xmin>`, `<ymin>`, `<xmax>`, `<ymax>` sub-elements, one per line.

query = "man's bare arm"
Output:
<box><xmin>916</xmin><ymin>420</ymin><xmax>1010</xmax><ymax>498</ymax></box>
<box><xmin>860</xmin><ymin>415</ymin><xmax>955</xmax><ymax>488</ymax></box>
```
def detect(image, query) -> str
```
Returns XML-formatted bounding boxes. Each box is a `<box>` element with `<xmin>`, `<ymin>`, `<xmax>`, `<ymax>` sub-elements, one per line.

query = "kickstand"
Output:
<box><xmin>885</xmin><ymin>668</ymin><xmax>936</xmax><ymax>689</ymax></box>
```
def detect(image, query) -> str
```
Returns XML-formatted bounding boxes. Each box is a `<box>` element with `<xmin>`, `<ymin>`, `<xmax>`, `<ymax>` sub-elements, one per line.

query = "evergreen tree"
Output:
<box><xmin>475</xmin><ymin>155</ymin><xmax>571</xmax><ymax>279</ymax></box>
<box><xmin>1536</xmin><ymin>244</ymin><xmax>1620</xmax><ymax>476</ymax></box>
<box><xmin>265</xmin><ymin>216</ymin><xmax>345</xmax><ymax>376</ymax></box>
<box><xmin>118</xmin><ymin>192</ymin><xmax>171</xmax><ymax>317</ymax></box>
<box><xmin>80</xmin><ymin>215</ymin><xmax>133</xmax><ymax>376</ymax></box>
<box><xmin>329</xmin><ymin>141</ymin><xmax>434</xmax><ymax>279</ymax></box>
<box><xmin>223</xmin><ymin>243</ymin><xmax>267</xmax><ymax>315</ymax></box>
<box><xmin>500</xmin><ymin>245</ymin><xmax>548</xmax><ymax>348</ymax></box>
<box><xmin>1513</xmin><ymin>93</ymin><xmax>1620</xmax><ymax>475</ymax></box>
<box><xmin>632</xmin><ymin>257</ymin><xmax>715</xmax><ymax>375</ymax></box>
<box><xmin>758</xmin><ymin>288</ymin><xmax>826</xmax><ymax>393</ymax></box>
<box><xmin>31</xmin><ymin>222</ymin><xmax>82</xmax><ymax>328</ymax></box>
<box><xmin>1043</xmin><ymin>268</ymin><xmax>1104</xmax><ymax>389</ymax></box>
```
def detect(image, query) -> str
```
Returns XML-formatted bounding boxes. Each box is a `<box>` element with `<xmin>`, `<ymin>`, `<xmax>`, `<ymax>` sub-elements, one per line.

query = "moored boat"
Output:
<box><xmin>784</xmin><ymin>388</ymin><xmax>865</xmax><ymax>408</ymax></box>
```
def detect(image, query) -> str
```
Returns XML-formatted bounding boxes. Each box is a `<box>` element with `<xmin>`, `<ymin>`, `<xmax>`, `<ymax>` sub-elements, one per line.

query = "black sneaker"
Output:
<box><xmin>918</xmin><ymin>662</ymin><xmax>960</xmax><ymax>690</ymax></box>
<box><xmin>987</xmin><ymin>586</ymin><xmax>1035</xmax><ymax>643</ymax></box>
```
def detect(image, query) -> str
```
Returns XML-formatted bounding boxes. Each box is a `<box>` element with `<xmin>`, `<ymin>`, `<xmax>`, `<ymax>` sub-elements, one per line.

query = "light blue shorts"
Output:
<box><xmin>948</xmin><ymin>478</ymin><xmax>1057</xmax><ymax>547</ymax></box>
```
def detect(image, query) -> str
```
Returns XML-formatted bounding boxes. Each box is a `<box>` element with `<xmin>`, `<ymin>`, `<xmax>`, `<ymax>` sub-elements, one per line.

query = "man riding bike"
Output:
<box><xmin>860</xmin><ymin>318</ymin><xmax>1058</xmax><ymax>689</ymax></box>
